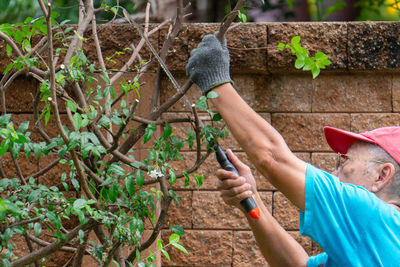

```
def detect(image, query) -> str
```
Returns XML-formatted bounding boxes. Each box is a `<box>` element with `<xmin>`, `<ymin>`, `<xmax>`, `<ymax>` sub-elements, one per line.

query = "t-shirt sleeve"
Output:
<box><xmin>299</xmin><ymin>164</ymin><xmax>378</xmax><ymax>261</ymax></box>
<box><xmin>307</xmin><ymin>253</ymin><xmax>328</xmax><ymax>267</ymax></box>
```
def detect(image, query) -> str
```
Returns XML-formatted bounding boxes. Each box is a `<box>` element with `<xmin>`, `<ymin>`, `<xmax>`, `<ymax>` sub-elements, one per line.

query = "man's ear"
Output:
<box><xmin>371</xmin><ymin>163</ymin><xmax>396</xmax><ymax>193</ymax></box>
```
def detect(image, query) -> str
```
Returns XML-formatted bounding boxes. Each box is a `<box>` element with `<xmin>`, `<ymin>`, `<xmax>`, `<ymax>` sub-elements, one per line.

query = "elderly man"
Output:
<box><xmin>186</xmin><ymin>34</ymin><xmax>400</xmax><ymax>266</ymax></box>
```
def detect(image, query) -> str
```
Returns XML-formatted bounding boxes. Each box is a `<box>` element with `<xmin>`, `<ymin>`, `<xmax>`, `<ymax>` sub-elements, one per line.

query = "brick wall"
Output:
<box><xmin>2</xmin><ymin>22</ymin><xmax>400</xmax><ymax>266</ymax></box>
<box><xmin>157</xmin><ymin>22</ymin><xmax>400</xmax><ymax>266</ymax></box>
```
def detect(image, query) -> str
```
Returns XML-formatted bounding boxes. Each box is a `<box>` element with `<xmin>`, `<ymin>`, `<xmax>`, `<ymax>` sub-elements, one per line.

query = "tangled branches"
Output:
<box><xmin>0</xmin><ymin>0</ymin><xmax>247</xmax><ymax>266</ymax></box>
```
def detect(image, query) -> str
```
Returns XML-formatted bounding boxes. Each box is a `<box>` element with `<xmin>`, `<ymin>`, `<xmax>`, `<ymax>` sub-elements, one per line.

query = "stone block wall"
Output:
<box><xmin>1</xmin><ymin>22</ymin><xmax>400</xmax><ymax>266</ymax></box>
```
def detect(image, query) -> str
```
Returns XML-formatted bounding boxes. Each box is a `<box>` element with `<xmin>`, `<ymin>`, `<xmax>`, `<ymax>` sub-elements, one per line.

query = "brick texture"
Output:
<box><xmin>312</xmin><ymin>74</ymin><xmax>392</xmax><ymax>112</ymax></box>
<box><xmin>273</xmin><ymin>192</ymin><xmax>299</xmax><ymax>230</ymax></box>
<box><xmin>161</xmin><ymin>230</ymin><xmax>233</xmax><ymax>266</ymax></box>
<box><xmin>348</xmin><ymin>22</ymin><xmax>400</xmax><ymax>70</ymax></box>
<box><xmin>272</xmin><ymin>113</ymin><xmax>351</xmax><ymax>151</ymax></box>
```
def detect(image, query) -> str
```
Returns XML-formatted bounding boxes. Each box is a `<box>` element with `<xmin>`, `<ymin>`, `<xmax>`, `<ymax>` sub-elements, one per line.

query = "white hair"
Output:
<box><xmin>364</xmin><ymin>142</ymin><xmax>400</xmax><ymax>199</ymax></box>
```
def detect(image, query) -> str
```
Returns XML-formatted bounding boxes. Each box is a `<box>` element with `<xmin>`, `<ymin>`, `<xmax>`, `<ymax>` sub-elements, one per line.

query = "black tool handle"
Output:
<box><xmin>215</xmin><ymin>146</ymin><xmax>260</xmax><ymax>220</ymax></box>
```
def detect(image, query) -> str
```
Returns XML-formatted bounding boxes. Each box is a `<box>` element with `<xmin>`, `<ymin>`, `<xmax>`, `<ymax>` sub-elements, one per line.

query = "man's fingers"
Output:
<box><xmin>222</xmin><ymin>190</ymin><xmax>253</xmax><ymax>206</ymax></box>
<box><xmin>216</xmin><ymin>175</ymin><xmax>246</xmax><ymax>190</ymax></box>
<box><xmin>221</xmin><ymin>182</ymin><xmax>252</xmax><ymax>198</ymax></box>
<box><xmin>226</xmin><ymin>149</ymin><xmax>250</xmax><ymax>173</ymax></box>
<box><xmin>216</xmin><ymin>168</ymin><xmax>238</xmax><ymax>180</ymax></box>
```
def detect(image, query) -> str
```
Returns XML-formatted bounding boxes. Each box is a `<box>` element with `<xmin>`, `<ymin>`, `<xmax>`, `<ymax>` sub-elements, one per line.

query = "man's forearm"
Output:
<box><xmin>211</xmin><ymin>83</ymin><xmax>307</xmax><ymax>210</ymax></box>
<box><xmin>247</xmin><ymin>194</ymin><xmax>309</xmax><ymax>267</ymax></box>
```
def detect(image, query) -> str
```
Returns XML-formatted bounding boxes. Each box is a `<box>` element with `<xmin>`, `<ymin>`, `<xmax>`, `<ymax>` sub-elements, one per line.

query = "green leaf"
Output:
<box><xmin>161</xmin><ymin>249</ymin><xmax>170</xmax><ymax>261</ymax></box>
<box><xmin>278</xmin><ymin>42</ymin><xmax>285</xmax><ymax>51</ymax></box>
<box><xmin>169</xmin><ymin>233</ymin><xmax>180</xmax><ymax>244</ymax></box>
<box><xmin>171</xmin><ymin>225</ymin><xmax>185</xmax><ymax>236</ymax></box>
<box><xmin>312</xmin><ymin>65</ymin><xmax>321</xmax><ymax>79</ymax></box>
<box><xmin>169</xmin><ymin>170</ymin><xmax>176</xmax><ymax>185</ymax></box>
<box><xmin>157</xmin><ymin>239</ymin><xmax>163</xmax><ymax>250</ymax></box>
<box><xmin>295</xmin><ymin>58</ymin><xmax>305</xmax><ymax>69</ymax></box>
<box><xmin>46</xmin><ymin>212</ymin><xmax>62</xmax><ymax>229</ymax></box>
<box><xmin>212</xmin><ymin>113</ymin><xmax>222</xmax><ymax>122</ymax></box>
<box><xmin>34</xmin><ymin>222</ymin><xmax>41</xmax><ymax>237</ymax></box>
<box><xmin>17</xmin><ymin>121</ymin><xmax>29</xmax><ymax>133</ymax></box>
<box><xmin>100</xmin><ymin>75</ymin><xmax>110</xmax><ymax>85</ymax></box>
<box><xmin>171</xmin><ymin>242</ymin><xmax>189</xmax><ymax>255</ymax></box>
<box><xmin>195</xmin><ymin>96</ymin><xmax>208</xmax><ymax>110</ymax></box>
<box><xmin>291</xmin><ymin>36</ymin><xmax>301</xmax><ymax>45</ymax></box>
<box><xmin>109</xmin><ymin>163</ymin><xmax>126</xmax><ymax>176</ymax></box>
<box><xmin>183</xmin><ymin>172</ymin><xmax>190</xmax><ymax>187</ymax></box>
<box><xmin>3</xmin><ymin>62</ymin><xmax>14</xmax><ymax>75</ymax></box>
<box><xmin>5</xmin><ymin>44</ymin><xmax>12</xmax><ymax>57</ymax></box>
<box><xmin>0</xmin><ymin>114</ymin><xmax>11</xmax><ymax>127</ymax></box>
<box><xmin>144</xmin><ymin>124</ymin><xmax>155</xmax><ymax>144</ymax></box>
<box><xmin>206</xmin><ymin>91</ymin><xmax>218</xmax><ymax>99</ymax></box>
<box><xmin>303</xmin><ymin>58</ymin><xmax>314</xmax><ymax>71</ymax></box>
<box><xmin>73</xmin><ymin>199</ymin><xmax>87</xmax><ymax>210</ymax></box>
<box><xmin>108</xmin><ymin>184</ymin><xmax>119</xmax><ymax>202</ymax></box>
<box><xmin>125</xmin><ymin>176</ymin><xmax>135</xmax><ymax>196</ymax></box>
<box><xmin>135</xmin><ymin>169</ymin><xmax>144</xmax><ymax>187</ymax></box>
<box><xmin>163</xmin><ymin>122</ymin><xmax>171</xmax><ymax>139</ymax></box>
<box><xmin>0</xmin><ymin>139</ymin><xmax>10</xmax><ymax>156</ymax></box>
<box><xmin>71</xmin><ymin>178</ymin><xmax>80</xmax><ymax>191</ymax></box>
<box><xmin>73</xmin><ymin>113</ymin><xmax>82</xmax><ymax>131</ymax></box>
<box><xmin>66</xmin><ymin>100</ymin><xmax>77</xmax><ymax>112</ymax></box>
<box><xmin>238</xmin><ymin>10</ymin><xmax>247</xmax><ymax>23</ymax></box>
<box><xmin>78</xmin><ymin>229</ymin><xmax>85</xmax><ymax>244</ymax></box>
<box><xmin>22</xmin><ymin>39</ymin><xmax>31</xmax><ymax>52</ymax></box>
<box><xmin>194</xmin><ymin>174</ymin><xmax>204</xmax><ymax>188</ymax></box>
<box><xmin>11</xmin><ymin>142</ymin><xmax>22</xmax><ymax>159</ymax></box>
<box><xmin>15</xmin><ymin>134</ymin><xmax>29</xmax><ymax>144</ymax></box>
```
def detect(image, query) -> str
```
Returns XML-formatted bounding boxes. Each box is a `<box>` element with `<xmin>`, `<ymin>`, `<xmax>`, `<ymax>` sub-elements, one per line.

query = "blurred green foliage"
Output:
<box><xmin>0</xmin><ymin>0</ymin><xmax>138</xmax><ymax>24</ymax></box>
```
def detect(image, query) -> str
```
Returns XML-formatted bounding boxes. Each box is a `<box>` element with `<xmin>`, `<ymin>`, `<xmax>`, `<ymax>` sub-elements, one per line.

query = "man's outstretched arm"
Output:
<box><xmin>211</xmin><ymin>83</ymin><xmax>307</xmax><ymax>210</ymax></box>
<box><xmin>186</xmin><ymin>34</ymin><xmax>307</xmax><ymax>210</ymax></box>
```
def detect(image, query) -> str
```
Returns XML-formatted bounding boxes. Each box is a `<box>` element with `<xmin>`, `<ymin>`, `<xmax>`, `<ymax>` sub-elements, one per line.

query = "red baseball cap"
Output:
<box><xmin>324</xmin><ymin>126</ymin><xmax>400</xmax><ymax>165</ymax></box>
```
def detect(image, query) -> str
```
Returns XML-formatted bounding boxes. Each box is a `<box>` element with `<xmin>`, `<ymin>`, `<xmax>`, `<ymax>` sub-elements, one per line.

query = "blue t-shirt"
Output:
<box><xmin>300</xmin><ymin>164</ymin><xmax>400</xmax><ymax>267</ymax></box>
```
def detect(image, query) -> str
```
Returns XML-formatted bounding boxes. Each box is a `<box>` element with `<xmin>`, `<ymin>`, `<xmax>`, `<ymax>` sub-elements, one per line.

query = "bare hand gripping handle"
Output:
<box><xmin>215</xmin><ymin>146</ymin><xmax>260</xmax><ymax>220</ymax></box>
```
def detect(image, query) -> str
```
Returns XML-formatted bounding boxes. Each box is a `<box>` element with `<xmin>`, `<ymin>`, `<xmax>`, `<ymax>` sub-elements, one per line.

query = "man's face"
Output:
<box><xmin>332</xmin><ymin>142</ymin><xmax>378</xmax><ymax>190</ymax></box>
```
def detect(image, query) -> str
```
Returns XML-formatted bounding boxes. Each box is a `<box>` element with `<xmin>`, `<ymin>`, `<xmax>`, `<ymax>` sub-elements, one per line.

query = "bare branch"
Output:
<box><xmin>39</xmin><ymin>0</ymin><xmax>98</xmax><ymax>207</ymax></box>
<box><xmin>216</xmin><ymin>0</ymin><xmax>247</xmax><ymax>41</ymax></box>
<box><xmin>149</xmin><ymin>0</ymin><xmax>184</xmax><ymax>112</ymax></box>
<box><xmin>11</xmin><ymin>220</ymin><xmax>97</xmax><ymax>267</ymax></box>
<box><xmin>126</xmin><ymin>176</ymin><xmax>171</xmax><ymax>262</ymax></box>
<box><xmin>109</xmin><ymin>19</ymin><xmax>171</xmax><ymax>86</ymax></box>
<box><xmin>12</xmin><ymin>156</ymin><xmax>27</xmax><ymax>185</ymax></box>
<box><xmin>191</xmin><ymin>104</ymin><xmax>201</xmax><ymax>161</ymax></box>
<box><xmin>31</xmin><ymin>159</ymin><xmax>60</xmax><ymax>178</ymax></box>
<box><xmin>64</xmin><ymin>0</ymin><xmax>94</xmax><ymax>66</ymax></box>
<box><xmin>72</xmin><ymin>229</ymin><xmax>89</xmax><ymax>267</ymax></box>
<box><xmin>91</xmin><ymin>11</ymin><xmax>112</xmax><ymax>142</ymax></box>
<box><xmin>23</xmin><ymin>234</ymin><xmax>40</xmax><ymax>267</ymax></box>
<box><xmin>0</xmin><ymin>162</ymin><xmax>6</xmax><ymax>178</ymax></box>
<box><xmin>33</xmin><ymin>89</ymin><xmax>52</xmax><ymax>144</ymax></box>
<box><xmin>8</xmin><ymin>217</ymin><xmax>40</xmax><ymax>228</ymax></box>
<box><xmin>107</xmin><ymin>99</ymin><xmax>139</xmax><ymax>153</ymax></box>
<box><xmin>0</xmin><ymin>31</ymin><xmax>23</xmax><ymax>57</ymax></box>
<box><xmin>81</xmin><ymin>161</ymin><xmax>105</xmax><ymax>185</ymax></box>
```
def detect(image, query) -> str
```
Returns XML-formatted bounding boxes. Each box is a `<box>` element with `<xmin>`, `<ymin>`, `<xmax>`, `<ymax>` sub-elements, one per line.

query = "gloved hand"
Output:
<box><xmin>186</xmin><ymin>34</ymin><xmax>233</xmax><ymax>93</ymax></box>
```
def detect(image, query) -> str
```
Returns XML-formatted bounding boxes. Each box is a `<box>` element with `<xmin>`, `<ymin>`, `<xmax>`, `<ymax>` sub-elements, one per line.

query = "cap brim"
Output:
<box><xmin>323</xmin><ymin>126</ymin><xmax>375</xmax><ymax>154</ymax></box>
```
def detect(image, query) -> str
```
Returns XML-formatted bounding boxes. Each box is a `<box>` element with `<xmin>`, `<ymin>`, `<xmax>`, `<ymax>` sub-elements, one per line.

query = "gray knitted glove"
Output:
<box><xmin>186</xmin><ymin>34</ymin><xmax>232</xmax><ymax>93</ymax></box>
